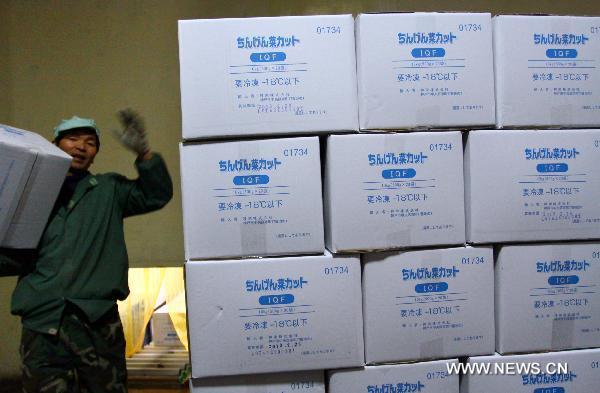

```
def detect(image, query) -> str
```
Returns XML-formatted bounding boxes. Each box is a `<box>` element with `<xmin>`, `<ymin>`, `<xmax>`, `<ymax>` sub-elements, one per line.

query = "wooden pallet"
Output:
<box><xmin>126</xmin><ymin>345</ymin><xmax>189</xmax><ymax>389</ymax></box>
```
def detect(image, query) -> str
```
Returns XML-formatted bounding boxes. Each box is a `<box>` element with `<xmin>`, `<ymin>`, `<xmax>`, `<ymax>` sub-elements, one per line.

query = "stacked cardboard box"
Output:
<box><xmin>185</xmin><ymin>253</ymin><xmax>363</xmax><ymax>378</ymax></box>
<box><xmin>329</xmin><ymin>359</ymin><xmax>460</xmax><ymax>393</ymax></box>
<box><xmin>178</xmin><ymin>15</ymin><xmax>358</xmax><ymax>139</ymax></box>
<box><xmin>459</xmin><ymin>14</ymin><xmax>600</xmax><ymax>393</ymax></box>
<box><xmin>178</xmin><ymin>14</ymin><xmax>364</xmax><ymax>390</ymax></box>
<box><xmin>362</xmin><ymin>247</ymin><xmax>494</xmax><ymax>364</ymax></box>
<box><xmin>461</xmin><ymin>349</ymin><xmax>600</xmax><ymax>392</ymax></box>
<box><xmin>465</xmin><ymin>129</ymin><xmax>600</xmax><ymax>243</ymax></box>
<box><xmin>494</xmin><ymin>16</ymin><xmax>600</xmax><ymax>128</ymax></box>
<box><xmin>324</xmin><ymin>132</ymin><xmax>466</xmax><ymax>252</ymax></box>
<box><xmin>355</xmin><ymin>12</ymin><xmax>495</xmax><ymax>130</ymax></box>
<box><xmin>190</xmin><ymin>371</ymin><xmax>325</xmax><ymax>392</ymax></box>
<box><xmin>322</xmin><ymin>12</ymin><xmax>497</xmax><ymax>392</ymax></box>
<box><xmin>495</xmin><ymin>243</ymin><xmax>600</xmax><ymax>355</ymax></box>
<box><xmin>179</xmin><ymin>11</ymin><xmax>600</xmax><ymax>393</ymax></box>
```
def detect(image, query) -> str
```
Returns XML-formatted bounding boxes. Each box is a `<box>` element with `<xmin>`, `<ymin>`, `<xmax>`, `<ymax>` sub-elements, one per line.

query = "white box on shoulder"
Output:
<box><xmin>356</xmin><ymin>12</ymin><xmax>495</xmax><ymax>130</ymax></box>
<box><xmin>328</xmin><ymin>359</ymin><xmax>459</xmax><ymax>393</ymax></box>
<box><xmin>461</xmin><ymin>349</ymin><xmax>600</xmax><ymax>393</ymax></box>
<box><xmin>496</xmin><ymin>242</ymin><xmax>600</xmax><ymax>354</ymax></box>
<box><xmin>324</xmin><ymin>132</ymin><xmax>465</xmax><ymax>253</ymax></box>
<box><xmin>185</xmin><ymin>252</ymin><xmax>364</xmax><ymax>378</ymax></box>
<box><xmin>465</xmin><ymin>129</ymin><xmax>600</xmax><ymax>243</ymax></box>
<box><xmin>190</xmin><ymin>370</ymin><xmax>324</xmax><ymax>392</ymax></box>
<box><xmin>180</xmin><ymin>136</ymin><xmax>324</xmax><ymax>260</ymax></box>
<box><xmin>0</xmin><ymin>124</ymin><xmax>71</xmax><ymax>248</ymax></box>
<box><xmin>362</xmin><ymin>246</ymin><xmax>494</xmax><ymax>363</ymax></box>
<box><xmin>178</xmin><ymin>15</ymin><xmax>358</xmax><ymax>139</ymax></box>
<box><xmin>494</xmin><ymin>15</ymin><xmax>600</xmax><ymax>128</ymax></box>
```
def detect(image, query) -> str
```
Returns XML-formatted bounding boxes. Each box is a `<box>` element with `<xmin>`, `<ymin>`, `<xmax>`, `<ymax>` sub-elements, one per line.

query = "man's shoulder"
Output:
<box><xmin>89</xmin><ymin>172</ymin><xmax>128</xmax><ymax>186</ymax></box>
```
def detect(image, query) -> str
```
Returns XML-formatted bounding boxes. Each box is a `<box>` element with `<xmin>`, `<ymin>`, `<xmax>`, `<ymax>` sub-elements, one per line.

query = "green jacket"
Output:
<box><xmin>0</xmin><ymin>153</ymin><xmax>173</xmax><ymax>335</ymax></box>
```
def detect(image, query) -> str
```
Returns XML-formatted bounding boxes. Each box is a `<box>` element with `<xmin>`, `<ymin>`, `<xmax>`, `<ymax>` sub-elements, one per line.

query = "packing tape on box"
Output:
<box><xmin>550</xmin><ymin>244</ymin><xmax>575</xmax><ymax>349</ymax></box>
<box><xmin>420</xmin><ymin>337</ymin><xmax>445</xmax><ymax>360</ymax></box>
<box><xmin>420</xmin><ymin>247</ymin><xmax>443</xmax><ymax>267</ymax></box>
<box><xmin>238</xmin><ymin>140</ymin><xmax>268</xmax><ymax>256</ymax></box>
<box><xmin>383</xmin><ymin>132</ymin><xmax>404</xmax><ymax>160</ymax></box>
<box><xmin>2</xmin><ymin>149</ymin><xmax>42</xmax><ymax>247</ymax></box>
<box><xmin>416</xmin><ymin>106</ymin><xmax>442</xmax><ymax>128</ymax></box>
<box><xmin>418</xmin><ymin>250</ymin><xmax>446</xmax><ymax>359</ymax></box>
<box><xmin>386</xmin><ymin>229</ymin><xmax>412</xmax><ymax>248</ymax></box>
<box><xmin>414</xmin><ymin>13</ymin><xmax>442</xmax><ymax>128</ymax></box>
<box><xmin>550</xmin><ymin>104</ymin><xmax>574</xmax><ymax>127</ymax></box>
<box><xmin>0</xmin><ymin>145</ymin><xmax>37</xmax><ymax>241</ymax></box>
<box><xmin>550</xmin><ymin>16</ymin><xmax>574</xmax><ymax>127</ymax></box>
<box><xmin>382</xmin><ymin>133</ymin><xmax>413</xmax><ymax>248</ymax></box>
<box><xmin>551</xmin><ymin>16</ymin><xmax>571</xmax><ymax>38</ymax></box>
<box><xmin>551</xmin><ymin>243</ymin><xmax>572</xmax><ymax>261</ymax></box>
<box><xmin>552</xmin><ymin>318</ymin><xmax>575</xmax><ymax>350</ymax></box>
<box><xmin>0</xmin><ymin>157</ymin><xmax>19</xmax><ymax>240</ymax></box>
<box><xmin>416</xmin><ymin>12</ymin><xmax>439</xmax><ymax>38</ymax></box>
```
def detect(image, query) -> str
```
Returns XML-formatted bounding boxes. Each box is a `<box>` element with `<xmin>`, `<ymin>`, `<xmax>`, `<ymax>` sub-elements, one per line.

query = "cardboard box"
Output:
<box><xmin>324</xmin><ymin>132</ymin><xmax>465</xmax><ymax>252</ymax></box>
<box><xmin>180</xmin><ymin>136</ymin><xmax>324</xmax><ymax>260</ymax></box>
<box><xmin>178</xmin><ymin>15</ymin><xmax>358</xmax><ymax>139</ymax></box>
<box><xmin>0</xmin><ymin>131</ymin><xmax>34</xmax><ymax>246</ymax></box>
<box><xmin>185</xmin><ymin>252</ymin><xmax>364</xmax><ymax>378</ymax></box>
<box><xmin>190</xmin><ymin>371</ymin><xmax>324</xmax><ymax>392</ymax></box>
<box><xmin>461</xmin><ymin>349</ymin><xmax>600</xmax><ymax>393</ymax></box>
<box><xmin>151</xmin><ymin>304</ymin><xmax>184</xmax><ymax>347</ymax></box>
<box><xmin>465</xmin><ymin>129</ymin><xmax>600</xmax><ymax>243</ymax></box>
<box><xmin>496</xmin><ymin>242</ymin><xmax>600</xmax><ymax>354</ymax></box>
<box><xmin>494</xmin><ymin>15</ymin><xmax>600</xmax><ymax>128</ymax></box>
<box><xmin>0</xmin><ymin>124</ymin><xmax>71</xmax><ymax>248</ymax></box>
<box><xmin>362</xmin><ymin>246</ymin><xmax>494</xmax><ymax>363</ymax></box>
<box><xmin>356</xmin><ymin>12</ymin><xmax>495</xmax><ymax>130</ymax></box>
<box><xmin>328</xmin><ymin>359</ymin><xmax>459</xmax><ymax>393</ymax></box>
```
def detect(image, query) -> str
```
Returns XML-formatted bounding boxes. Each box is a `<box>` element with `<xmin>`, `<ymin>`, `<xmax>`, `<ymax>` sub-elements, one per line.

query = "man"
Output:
<box><xmin>0</xmin><ymin>109</ymin><xmax>173</xmax><ymax>392</ymax></box>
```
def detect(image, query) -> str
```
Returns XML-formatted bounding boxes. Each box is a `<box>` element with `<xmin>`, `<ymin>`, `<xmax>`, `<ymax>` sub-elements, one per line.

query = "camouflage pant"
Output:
<box><xmin>20</xmin><ymin>305</ymin><xmax>128</xmax><ymax>393</ymax></box>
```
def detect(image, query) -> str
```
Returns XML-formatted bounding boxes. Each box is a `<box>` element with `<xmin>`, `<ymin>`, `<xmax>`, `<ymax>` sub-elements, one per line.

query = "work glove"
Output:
<box><xmin>113</xmin><ymin>108</ymin><xmax>150</xmax><ymax>156</ymax></box>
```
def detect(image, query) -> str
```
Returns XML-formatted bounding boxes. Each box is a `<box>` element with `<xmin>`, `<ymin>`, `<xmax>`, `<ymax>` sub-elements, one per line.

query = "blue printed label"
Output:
<box><xmin>411</xmin><ymin>48</ymin><xmax>446</xmax><ymax>58</ymax></box>
<box><xmin>259</xmin><ymin>294</ymin><xmax>294</xmax><ymax>305</ymax></box>
<box><xmin>250</xmin><ymin>52</ymin><xmax>286</xmax><ymax>62</ymax></box>
<box><xmin>233</xmin><ymin>175</ymin><xmax>270</xmax><ymax>186</ymax></box>
<box><xmin>382</xmin><ymin>168</ymin><xmax>416</xmax><ymax>179</ymax></box>
<box><xmin>548</xmin><ymin>275</ymin><xmax>579</xmax><ymax>285</ymax></box>
<box><xmin>415</xmin><ymin>282</ymin><xmax>449</xmax><ymax>293</ymax></box>
<box><xmin>537</xmin><ymin>163</ymin><xmax>569</xmax><ymax>173</ymax></box>
<box><xmin>534</xmin><ymin>387</ymin><xmax>565</xmax><ymax>393</ymax></box>
<box><xmin>546</xmin><ymin>49</ymin><xmax>578</xmax><ymax>59</ymax></box>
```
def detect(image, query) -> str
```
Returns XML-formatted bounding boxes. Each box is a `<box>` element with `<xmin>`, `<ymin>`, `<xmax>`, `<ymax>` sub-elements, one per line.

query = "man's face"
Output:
<box><xmin>56</xmin><ymin>128</ymin><xmax>99</xmax><ymax>172</ymax></box>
